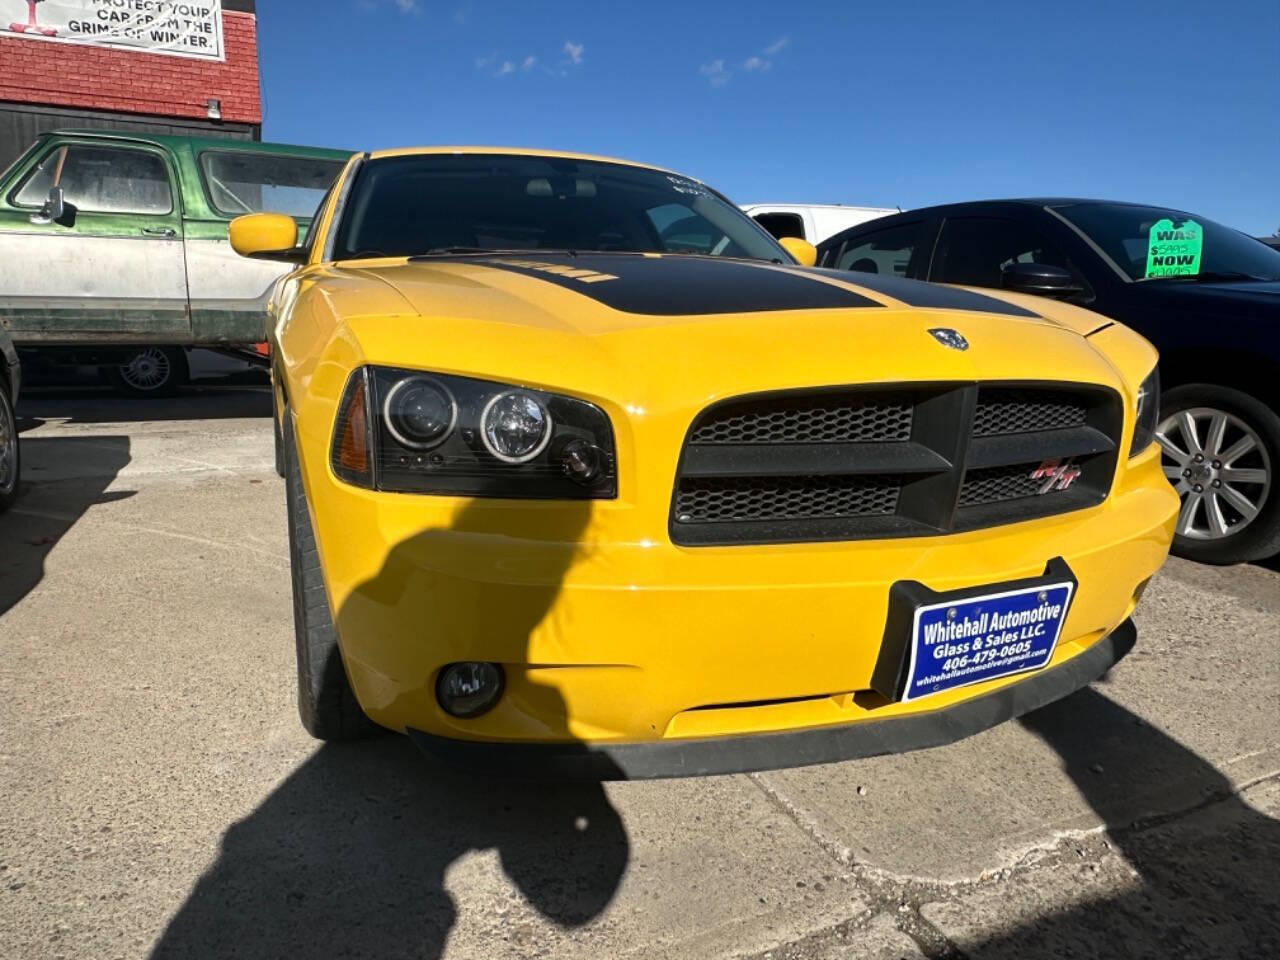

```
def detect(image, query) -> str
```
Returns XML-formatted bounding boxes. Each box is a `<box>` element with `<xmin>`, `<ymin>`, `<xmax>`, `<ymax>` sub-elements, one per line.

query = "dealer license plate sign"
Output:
<box><xmin>901</xmin><ymin>581</ymin><xmax>1074</xmax><ymax>702</ymax></box>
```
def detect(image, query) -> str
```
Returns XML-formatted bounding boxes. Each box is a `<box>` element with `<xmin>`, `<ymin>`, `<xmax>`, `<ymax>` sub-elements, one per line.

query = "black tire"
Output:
<box><xmin>106</xmin><ymin>346</ymin><xmax>188</xmax><ymax>397</ymax></box>
<box><xmin>0</xmin><ymin>386</ymin><xmax>19</xmax><ymax>513</ymax></box>
<box><xmin>1159</xmin><ymin>384</ymin><xmax>1280</xmax><ymax>565</ymax></box>
<box><xmin>272</xmin><ymin>377</ymin><xmax>285</xmax><ymax>478</ymax></box>
<box><xmin>283</xmin><ymin>410</ymin><xmax>381</xmax><ymax>740</ymax></box>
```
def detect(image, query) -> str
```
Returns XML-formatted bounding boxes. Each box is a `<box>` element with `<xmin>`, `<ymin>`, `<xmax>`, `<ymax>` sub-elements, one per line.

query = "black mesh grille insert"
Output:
<box><xmin>672</xmin><ymin>383</ymin><xmax>1121</xmax><ymax>545</ymax></box>
<box><xmin>973</xmin><ymin>389</ymin><xmax>1087</xmax><ymax>437</ymax></box>
<box><xmin>689</xmin><ymin>396</ymin><xmax>913</xmax><ymax>445</ymax></box>
<box><xmin>959</xmin><ymin>463</ymin><xmax>1051</xmax><ymax>507</ymax></box>
<box><xmin>674</xmin><ymin>475</ymin><xmax>901</xmax><ymax>523</ymax></box>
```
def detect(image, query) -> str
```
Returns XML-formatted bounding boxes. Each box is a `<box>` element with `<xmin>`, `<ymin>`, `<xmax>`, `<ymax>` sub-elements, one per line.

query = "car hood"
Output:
<box><xmin>306</xmin><ymin>254</ymin><xmax>1139</xmax><ymax>410</ymax></box>
<box><xmin>334</xmin><ymin>253</ymin><xmax>1111</xmax><ymax>337</ymax></box>
<box><xmin>1134</xmin><ymin>279</ymin><xmax>1280</xmax><ymax>319</ymax></box>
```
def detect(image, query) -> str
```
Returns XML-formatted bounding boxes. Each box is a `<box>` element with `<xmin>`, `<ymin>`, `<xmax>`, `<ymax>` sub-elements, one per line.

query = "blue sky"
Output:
<box><xmin>257</xmin><ymin>0</ymin><xmax>1279</xmax><ymax>235</ymax></box>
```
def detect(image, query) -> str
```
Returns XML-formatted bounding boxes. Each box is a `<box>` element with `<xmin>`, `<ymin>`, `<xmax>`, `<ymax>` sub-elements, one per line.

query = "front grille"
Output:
<box><xmin>689</xmin><ymin>396</ymin><xmax>913</xmax><ymax>445</ymax></box>
<box><xmin>973</xmin><ymin>389</ymin><xmax>1088</xmax><ymax>436</ymax></box>
<box><xmin>671</xmin><ymin>383</ymin><xmax>1122</xmax><ymax>546</ymax></box>
<box><xmin>675</xmin><ymin>475</ymin><xmax>901</xmax><ymax>523</ymax></box>
<box><xmin>958</xmin><ymin>462</ymin><xmax>1049</xmax><ymax>507</ymax></box>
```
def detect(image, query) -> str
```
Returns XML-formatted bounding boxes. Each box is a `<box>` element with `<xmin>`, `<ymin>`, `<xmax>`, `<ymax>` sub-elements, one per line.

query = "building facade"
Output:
<box><xmin>0</xmin><ymin>0</ymin><xmax>260</xmax><ymax>169</ymax></box>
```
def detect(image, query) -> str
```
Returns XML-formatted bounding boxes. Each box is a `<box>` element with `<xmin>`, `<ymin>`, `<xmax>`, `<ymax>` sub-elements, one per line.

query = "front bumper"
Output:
<box><xmin>410</xmin><ymin>618</ymin><xmax>1135</xmax><ymax>779</ymax></box>
<box><xmin>304</xmin><ymin>426</ymin><xmax>1175</xmax><ymax>751</ymax></box>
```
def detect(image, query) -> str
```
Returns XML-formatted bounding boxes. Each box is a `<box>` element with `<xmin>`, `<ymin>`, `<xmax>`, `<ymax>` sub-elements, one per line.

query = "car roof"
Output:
<box><xmin>363</xmin><ymin>145</ymin><xmax>680</xmax><ymax>176</ymax></box>
<box><xmin>883</xmin><ymin>197</ymin><xmax>1189</xmax><ymax>214</ymax></box>
<box><xmin>45</xmin><ymin>129</ymin><xmax>352</xmax><ymax>161</ymax></box>
<box><xmin>744</xmin><ymin>203</ymin><xmax>899</xmax><ymax>211</ymax></box>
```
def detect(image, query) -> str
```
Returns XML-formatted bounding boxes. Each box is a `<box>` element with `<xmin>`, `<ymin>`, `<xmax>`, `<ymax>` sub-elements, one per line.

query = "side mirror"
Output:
<box><xmin>229</xmin><ymin>212</ymin><xmax>304</xmax><ymax>263</ymax></box>
<box><xmin>29</xmin><ymin>186</ymin><xmax>65</xmax><ymax>226</ymax></box>
<box><xmin>1000</xmin><ymin>262</ymin><xmax>1083</xmax><ymax>300</ymax></box>
<box><xmin>778</xmin><ymin>236</ymin><xmax>818</xmax><ymax>267</ymax></box>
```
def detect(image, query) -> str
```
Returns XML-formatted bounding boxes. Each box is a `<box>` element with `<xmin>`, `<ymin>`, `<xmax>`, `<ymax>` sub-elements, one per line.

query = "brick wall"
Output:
<box><xmin>0</xmin><ymin>9</ymin><xmax>260</xmax><ymax>125</ymax></box>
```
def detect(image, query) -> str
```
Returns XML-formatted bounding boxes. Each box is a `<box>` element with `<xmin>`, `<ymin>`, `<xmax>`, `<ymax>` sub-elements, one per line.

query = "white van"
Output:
<box><xmin>742</xmin><ymin>203</ymin><xmax>899</xmax><ymax>246</ymax></box>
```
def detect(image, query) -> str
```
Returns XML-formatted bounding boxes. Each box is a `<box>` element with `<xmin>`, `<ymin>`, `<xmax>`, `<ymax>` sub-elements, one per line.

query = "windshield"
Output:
<box><xmin>1052</xmin><ymin>201</ymin><xmax>1280</xmax><ymax>282</ymax></box>
<box><xmin>331</xmin><ymin>154</ymin><xmax>787</xmax><ymax>263</ymax></box>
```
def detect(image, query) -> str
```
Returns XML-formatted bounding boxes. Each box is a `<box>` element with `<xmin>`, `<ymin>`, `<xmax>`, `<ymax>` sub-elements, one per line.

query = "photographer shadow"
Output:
<box><xmin>967</xmin><ymin>687</ymin><xmax>1280</xmax><ymax>957</ymax></box>
<box><xmin>151</xmin><ymin>496</ymin><xmax>629</xmax><ymax>959</ymax></box>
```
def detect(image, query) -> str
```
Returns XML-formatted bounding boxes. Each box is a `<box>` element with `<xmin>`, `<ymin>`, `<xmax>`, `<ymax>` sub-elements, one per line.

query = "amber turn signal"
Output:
<box><xmin>331</xmin><ymin>371</ymin><xmax>373</xmax><ymax>485</ymax></box>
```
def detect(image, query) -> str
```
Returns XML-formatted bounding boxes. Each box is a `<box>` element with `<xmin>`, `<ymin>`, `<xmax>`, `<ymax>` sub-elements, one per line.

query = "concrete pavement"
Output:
<box><xmin>1</xmin><ymin>385</ymin><xmax>1276</xmax><ymax>959</ymax></box>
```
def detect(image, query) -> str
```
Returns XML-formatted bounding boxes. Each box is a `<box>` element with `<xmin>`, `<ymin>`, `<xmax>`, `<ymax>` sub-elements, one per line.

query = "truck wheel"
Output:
<box><xmin>283</xmin><ymin>410</ymin><xmax>381</xmax><ymax>740</ymax></box>
<box><xmin>1157</xmin><ymin>384</ymin><xmax>1280</xmax><ymax>565</ymax></box>
<box><xmin>0</xmin><ymin>386</ymin><xmax>19</xmax><ymax>513</ymax></box>
<box><xmin>107</xmin><ymin>346</ymin><xmax>188</xmax><ymax>397</ymax></box>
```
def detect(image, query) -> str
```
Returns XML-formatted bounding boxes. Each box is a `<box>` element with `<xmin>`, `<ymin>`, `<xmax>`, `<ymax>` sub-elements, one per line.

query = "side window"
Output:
<box><xmin>930</xmin><ymin>216</ymin><xmax>1089</xmax><ymax>293</ymax></box>
<box><xmin>833</xmin><ymin>221</ymin><xmax>922</xmax><ymax>276</ymax></box>
<box><xmin>753</xmin><ymin>212</ymin><xmax>806</xmax><ymax>241</ymax></box>
<box><xmin>199</xmin><ymin>151</ymin><xmax>346</xmax><ymax>219</ymax></box>
<box><xmin>14</xmin><ymin>144</ymin><xmax>172</xmax><ymax>215</ymax></box>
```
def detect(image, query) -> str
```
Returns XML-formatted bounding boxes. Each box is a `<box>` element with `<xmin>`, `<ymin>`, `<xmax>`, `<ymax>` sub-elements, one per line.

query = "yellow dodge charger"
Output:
<box><xmin>231</xmin><ymin>147</ymin><xmax>1178</xmax><ymax>778</ymax></box>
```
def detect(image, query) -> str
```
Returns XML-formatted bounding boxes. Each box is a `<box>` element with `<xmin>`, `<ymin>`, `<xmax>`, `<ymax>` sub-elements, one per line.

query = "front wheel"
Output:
<box><xmin>0</xmin><ymin>387</ymin><xmax>20</xmax><ymax>513</ymax></box>
<box><xmin>1156</xmin><ymin>384</ymin><xmax>1279</xmax><ymax>564</ymax></box>
<box><xmin>106</xmin><ymin>346</ymin><xmax>189</xmax><ymax>397</ymax></box>
<box><xmin>284</xmin><ymin>409</ymin><xmax>381</xmax><ymax>740</ymax></box>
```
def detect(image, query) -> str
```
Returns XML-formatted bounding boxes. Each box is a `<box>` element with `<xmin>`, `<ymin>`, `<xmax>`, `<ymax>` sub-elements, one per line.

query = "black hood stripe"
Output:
<box><xmin>440</xmin><ymin>254</ymin><xmax>884</xmax><ymax>315</ymax></box>
<box><xmin>810</xmin><ymin>268</ymin><xmax>1042</xmax><ymax>319</ymax></box>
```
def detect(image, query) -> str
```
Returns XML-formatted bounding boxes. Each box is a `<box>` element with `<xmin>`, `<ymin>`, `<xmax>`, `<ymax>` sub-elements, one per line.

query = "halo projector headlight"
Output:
<box><xmin>383</xmin><ymin>376</ymin><xmax>456</xmax><ymax>450</ymax></box>
<box><xmin>481</xmin><ymin>390</ymin><xmax>552</xmax><ymax>463</ymax></box>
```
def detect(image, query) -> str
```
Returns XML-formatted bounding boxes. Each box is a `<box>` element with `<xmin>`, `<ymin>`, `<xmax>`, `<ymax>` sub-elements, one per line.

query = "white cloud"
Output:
<box><xmin>699</xmin><ymin>59</ymin><xmax>730</xmax><ymax>87</ymax></box>
<box><xmin>742</xmin><ymin>55</ymin><xmax>770</xmax><ymax>71</ymax></box>
<box><xmin>522</xmin><ymin>55</ymin><xmax>537</xmax><ymax>70</ymax></box>
<box><xmin>563</xmin><ymin>41</ymin><xmax>584</xmax><ymax>65</ymax></box>
<box><xmin>497</xmin><ymin>60</ymin><xmax>516</xmax><ymax>76</ymax></box>
<box><xmin>393</xmin><ymin>0</ymin><xmax>418</xmax><ymax>12</ymax></box>
<box><xmin>474</xmin><ymin>53</ymin><xmax>495</xmax><ymax>69</ymax></box>
<box><xmin>764</xmin><ymin>35</ymin><xmax>789</xmax><ymax>56</ymax></box>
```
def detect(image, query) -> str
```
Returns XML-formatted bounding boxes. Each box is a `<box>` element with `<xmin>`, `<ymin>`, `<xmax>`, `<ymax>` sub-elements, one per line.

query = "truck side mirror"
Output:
<box><xmin>29</xmin><ymin>186</ymin><xmax>65</xmax><ymax>226</ymax></box>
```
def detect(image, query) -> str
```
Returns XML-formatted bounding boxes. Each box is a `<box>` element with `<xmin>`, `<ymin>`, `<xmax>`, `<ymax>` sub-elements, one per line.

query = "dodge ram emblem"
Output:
<box><xmin>928</xmin><ymin>328</ymin><xmax>969</xmax><ymax>351</ymax></box>
<box><xmin>1031</xmin><ymin>458</ymin><xmax>1082</xmax><ymax>494</ymax></box>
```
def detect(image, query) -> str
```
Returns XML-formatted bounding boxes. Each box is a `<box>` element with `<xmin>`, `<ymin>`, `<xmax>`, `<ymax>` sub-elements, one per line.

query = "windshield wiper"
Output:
<box><xmin>417</xmin><ymin>247</ymin><xmax>582</xmax><ymax>257</ymax></box>
<box><xmin>1141</xmin><ymin>270</ymin><xmax>1272</xmax><ymax>283</ymax></box>
<box><xmin>419</xmin><ymin>246</ymin><xmax>493</xmax><ymax>256</ymax></box>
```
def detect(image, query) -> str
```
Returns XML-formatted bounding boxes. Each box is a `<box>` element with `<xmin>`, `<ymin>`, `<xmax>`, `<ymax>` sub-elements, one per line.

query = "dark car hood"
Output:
<box><xmin>1137</xmin><ymin>279</ymin><xmax>1280</xmax><ymax>318</ymax></box>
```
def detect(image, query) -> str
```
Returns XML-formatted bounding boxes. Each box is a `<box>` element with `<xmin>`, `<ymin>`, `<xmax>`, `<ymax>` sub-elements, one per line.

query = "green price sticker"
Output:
<box><xmin>1145</xmin><ymin>218</ymin><xmax>1202</xmax><ymax>278</ymax></box>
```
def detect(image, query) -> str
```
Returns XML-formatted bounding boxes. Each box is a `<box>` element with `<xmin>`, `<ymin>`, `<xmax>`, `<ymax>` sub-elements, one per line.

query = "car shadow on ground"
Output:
<box><xmin>17</xmin><ymin>385</ymin><xmax>271</xmax><ymax>424</ymax></box>
<box><xmin>969</xmin><ymin>686</ymin><xmax>1280</xmax><ymax>958</ymax></box>
<box><xmin>151</xmin><ymin>492</ymin><xmax>630</xmax><ymax>959</ymax></box>
<box><xmin>0</xmin><ymin>433</ymin><xmax>132</xmax><ymax>616</ymax></box>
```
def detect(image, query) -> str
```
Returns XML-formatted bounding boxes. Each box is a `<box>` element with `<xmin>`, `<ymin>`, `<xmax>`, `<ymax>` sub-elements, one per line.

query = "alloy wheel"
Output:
<box><xmin>1157</xmin><ymin>407</ymin><xmax>1271</xmax><ymax>541</ymax></box>
<box><xmin>118</xmin><ymin>348</ymin><xmax>173</xmax><ymax>391</ymax></box>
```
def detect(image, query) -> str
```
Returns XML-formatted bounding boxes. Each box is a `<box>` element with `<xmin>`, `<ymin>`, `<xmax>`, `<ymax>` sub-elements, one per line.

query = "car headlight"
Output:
<box><xmin>1129</xmin><ymin>367</ymin><xmax>1160</xmax><ymax>457</ymax></box>
<box><xmin>331</xmin><ymin>366</ymin><xmax>616</xmax><ymax>498</ymax></box>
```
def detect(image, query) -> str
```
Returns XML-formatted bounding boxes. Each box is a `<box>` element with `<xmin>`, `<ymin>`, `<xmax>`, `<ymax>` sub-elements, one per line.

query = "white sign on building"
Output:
<box><xmin>2</xmin><ymin>0</ymin><xmax>224</xmax><ymax>61</ymax></box>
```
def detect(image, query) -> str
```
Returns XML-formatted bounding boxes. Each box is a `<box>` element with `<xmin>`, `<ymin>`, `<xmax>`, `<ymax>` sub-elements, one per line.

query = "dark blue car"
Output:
<box><xmin>818</xmin><ymin>200</ymin><xmax>1280</xmax><ymax>564</ymax></box>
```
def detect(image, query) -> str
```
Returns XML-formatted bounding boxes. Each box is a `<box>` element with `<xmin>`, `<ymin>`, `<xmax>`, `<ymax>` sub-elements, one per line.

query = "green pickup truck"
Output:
<box><xmin>0</xmin><ymin>130</ymin><xmax>350</xmax><ymax>393</ymax></box>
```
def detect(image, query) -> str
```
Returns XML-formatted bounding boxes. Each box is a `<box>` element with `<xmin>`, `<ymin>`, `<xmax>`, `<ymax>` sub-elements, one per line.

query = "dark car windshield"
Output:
<box><xmin>331</xmin><ymin>153</ymin><xmax>787</xmax><ymax>263</ymax></box>
<box><xmin>1052</xmin><ymin>201</ymin><xmax>1280</xmax><ymax>282</ymax></box>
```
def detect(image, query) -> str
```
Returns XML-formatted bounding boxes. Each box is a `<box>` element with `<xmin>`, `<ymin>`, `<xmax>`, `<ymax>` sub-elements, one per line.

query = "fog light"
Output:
<box><xmin>436</xmin><ymin>662</ymin><xmax>505</xmax><ymax>718</ymax></box>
